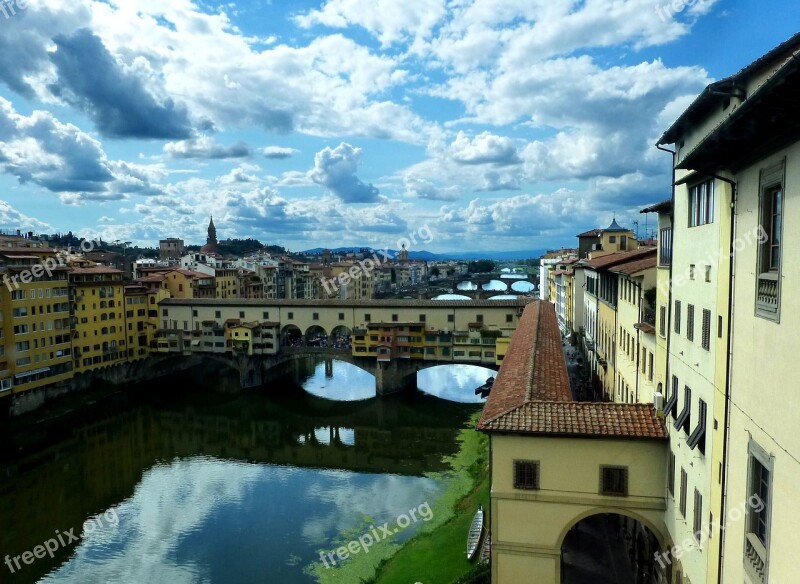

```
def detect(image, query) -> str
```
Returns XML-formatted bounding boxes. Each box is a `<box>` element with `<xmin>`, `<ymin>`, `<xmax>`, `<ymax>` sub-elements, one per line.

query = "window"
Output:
<box><xmin>448</xmin><ymin>314</ymin><xmax>454</xmax><ymax>323</ymax></box>
<box><xmin>263</xmin><ymin>311</ymin><xmax>270</xmax><ymax>320</ymax></box>
<box><xmin>506</xmin><ymin>314</ymin><xmax>513</xmax><ymax>323</ymax></box>
<box><xmin>679</xmin><ymin>468</ymin><xmax>688</xmax><ymax>516</ymax></box>
<box><xmin>476</xmin><ymin>314</ymin><xmax>483</xmax><ymax>323</ymax></box>
<box><xmin>748</xmin><ymin>448</ymin><xmax>771</xmax><ymax>547</ymax></box>
<box><xmin>659</xmin><ymin>306</ymin><xmax>667</xmax><ymax>337</ymax></box>
<box><xmin>419</xmin><ymin>314</ymin><xmax>426</xmax><ymax>323</ymax></box>
<box><xmin>686</xmin><ymin>304</ymin><xmax>695</xmax><ymax>342</ymax></box>
<box><xmin>240</xmin><ymin>311</ymin><xmax>246</xmax><ymax>318</ymax></box>
<box><xmin>287</xmin><ymin>312</ymin><xmax>294</xmax><ymax>320</ymax></box>
<box><xmin>694</xmin><ymin>489</ymin><xmax>704</xmax><ymax>543</ymax></box>
<box><xmin>674</xmin><ymin>301</ymin><xmax>681</xmax><ymax>334</ymax></box>
<box><xmin>705</xmin><ymin>265</ymin><xmax>712</xmax><ymax>282</ymax></box>
<box><xmin>364</xmin><ymin>313</ymin><xmax>371</xmax><ymax>322</ymax></box>
<box><xmin>215</xmin><ymin>310</ymin><xmax>221</xmax><ymax>318</ymax></box>
<box><xmin>689</xmin><ymin>264</ymin><xmax>695</xmax><ymax>280</ymax></box>
<box><xmin>675</xmin><ymin>386</ymin><xmax>691</xmax><ymax>433</ymax></box>
<box><xmin>599</xmin><ymin>466</ymin><xmax>628</xmax><ymax>497</ymax></box>
<box><xmin>513</xmin><ymin>460</ymin><xmax>540</xmax><ymax>490</ymax></box>
<box><xmin>608</xmin><ymin>235</ymin><xmax>616</xmax><ymax>243</ymax></box>
<box><xmin>659</xmin><ymin>227</ymin><xmax>672</xmax><ymax>266</ymax></box>
<box><xmin>339</xmin><ymin>313</ymin><xmax>345</xmax><ymax>321</ymax></box>
<box><xmin>688</xmin><ymin>399</ymin><xmax>707</xmax><ymax>454</ymax></box>
<box><xmin>702</xmin><ymin>309</ymin><xmax>711</xmax><ymax>350</ymax></box>
<box><xmin>689</xmin><ymin>178</ymin><xmax>714</xmax><ymax>227</ymax></box>
<box><xmin>756</xmin><ymin>159</ymin><xmax>785</xmax><ymax>321</ymax></box>
<box><xmin>192</xmin><ymin>310</ymin><xmax>198</xmax><ymax>317</ymax></box>
<box><xmin>313</xmin><ymin>312</ymin><xmax>319</xmax><ymax>321</ymax></box>
<box><xmin>668</xmin><ymin>452</ymin><xmax>675</xmax><ymax>496</ymax></box>
<box><xmin>392</xmin><ymin>314</ymin><xmax>398</xmax><ymax>322</ymax></box>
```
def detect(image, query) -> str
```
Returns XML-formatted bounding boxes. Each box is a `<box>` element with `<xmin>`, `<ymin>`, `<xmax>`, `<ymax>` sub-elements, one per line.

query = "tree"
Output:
<box><xmin>468</xmin><ymin>260</ymin><xmax>495</xmax><ymax>274</ymax></box>
<box><xmin>430</xmin><ymin>266</ymin><xmax>440</xmax><ymax>277</ymax></box>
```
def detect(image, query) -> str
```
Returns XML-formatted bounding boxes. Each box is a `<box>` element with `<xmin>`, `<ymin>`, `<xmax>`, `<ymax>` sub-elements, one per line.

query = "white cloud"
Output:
<box><xmin>165</xmin><ymin>136</ymin><xmax>252</xmax><ymax>159</ymax></box>
<box><xmin>309</xmin><ymin>143</ymin><xmax>380</xmax><ymax>203</ymax></box>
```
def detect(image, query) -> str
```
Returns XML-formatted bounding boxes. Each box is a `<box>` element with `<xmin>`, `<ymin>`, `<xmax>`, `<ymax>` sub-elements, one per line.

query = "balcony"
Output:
<box><xmin>756</xmin><ymin>273</ymin><xmax>779</xmax><ymax>318</ymax></box>
<box><xmin>744</xmin><ymin>532</ymin><xmax>767</xmax><ymax>584</ymax></box>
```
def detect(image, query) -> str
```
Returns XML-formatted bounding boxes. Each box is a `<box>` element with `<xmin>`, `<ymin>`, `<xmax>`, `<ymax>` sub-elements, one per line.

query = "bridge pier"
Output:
<box><xmin>374</xmin><ymin>360</ymin><xmax>419</xmax><ymax>396</ymax></box>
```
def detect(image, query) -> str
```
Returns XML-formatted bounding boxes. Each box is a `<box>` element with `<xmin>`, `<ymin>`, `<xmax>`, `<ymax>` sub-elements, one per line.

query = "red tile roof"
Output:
<box><xmin>478</xmin><ymin>302</ymin><xmax>571</xmax><ymax>427</ymax></box>
<box><xmin>480</xmin><ymin>402</ymin><xmax>667</xmax><ymax>439</ymax></box>
<box><xmin>582</xmin><ymin>248</ymin><xmax>655</xmax><ymax>270</ymax></box>
<box><xmin>608</xmin><ymin>254</ymin><xmax>657</xmax><ymax>275</ymax></box>
<box><xmin>478</xmin><ymin>300</ymin><xmax>667</xmax><ymax>440</ymax></box>
<box><xmin>576</xmin><ymin>229</ymin><xmax>601</xmax><ymax>238</ymax></box>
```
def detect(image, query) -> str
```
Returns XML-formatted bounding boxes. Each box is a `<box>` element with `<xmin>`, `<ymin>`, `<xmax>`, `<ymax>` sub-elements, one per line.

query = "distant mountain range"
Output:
<box><xmin>299</xmin><ymin>247</ymin><xmax>549</xmax><ymax>261</ymax></box>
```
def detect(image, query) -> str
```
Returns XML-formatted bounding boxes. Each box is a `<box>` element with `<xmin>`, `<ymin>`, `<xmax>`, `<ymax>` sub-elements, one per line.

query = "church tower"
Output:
<box><xmin>201</xmin><ymin>216</ymin><xmax>220</xmax><ymax>255</ymax></box>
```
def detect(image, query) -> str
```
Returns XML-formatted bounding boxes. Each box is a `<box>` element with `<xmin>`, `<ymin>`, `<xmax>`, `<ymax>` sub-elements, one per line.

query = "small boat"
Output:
<box><xmin>466</xmin><ymin>505</ymin><xmax>484</xmax><ymax>560</ymax></box>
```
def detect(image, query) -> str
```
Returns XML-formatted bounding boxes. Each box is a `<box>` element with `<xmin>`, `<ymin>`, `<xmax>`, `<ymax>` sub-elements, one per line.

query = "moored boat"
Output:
<box><xmin>466</xmin><ymin>505</ymin><xmax>484</xmax><ymax>560</ymax></box>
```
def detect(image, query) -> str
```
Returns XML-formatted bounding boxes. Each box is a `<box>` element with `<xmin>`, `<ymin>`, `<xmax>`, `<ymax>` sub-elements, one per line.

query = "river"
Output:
<box><xmin>0</xmin><ymin>358</ymin><xmax>491</xmax><ymax>584</ymax></box>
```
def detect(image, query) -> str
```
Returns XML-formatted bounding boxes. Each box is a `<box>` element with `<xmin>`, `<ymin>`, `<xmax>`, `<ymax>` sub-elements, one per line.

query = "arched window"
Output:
<box><xmin>101</xmin><ymin>327</ymin><xmax>109</xmax><ymax>335</ymax></box>
<box><xmin>100</xmin><ymin>301</ymin><xmax>107</xmax><ymax>309</ymax></box>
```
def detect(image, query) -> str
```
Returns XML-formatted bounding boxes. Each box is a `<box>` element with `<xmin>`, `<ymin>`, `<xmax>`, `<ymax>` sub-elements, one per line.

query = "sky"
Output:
<box><xmin>0</xmin><ymin>0</ymin><xmax>796</xmax><ymax>254</ymax></box>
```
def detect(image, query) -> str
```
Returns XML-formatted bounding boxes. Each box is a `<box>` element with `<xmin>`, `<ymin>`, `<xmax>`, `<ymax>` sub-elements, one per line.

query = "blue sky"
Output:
<box><xmin>0</xmin><ymin>0</ymin><xmax>796</xmax><ymax>253</ymax></box>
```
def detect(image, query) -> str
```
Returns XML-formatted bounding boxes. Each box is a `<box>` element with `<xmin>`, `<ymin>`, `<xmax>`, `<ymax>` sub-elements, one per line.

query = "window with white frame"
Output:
<box><xmin>689</xmin><ymin>178</ymin><xmax>714</xmax><ymax>227</ymax></box>
<box><xmin>756</xmin><ymin>159</ymin><xmax>785</xmax><ymax>321</ymax></box>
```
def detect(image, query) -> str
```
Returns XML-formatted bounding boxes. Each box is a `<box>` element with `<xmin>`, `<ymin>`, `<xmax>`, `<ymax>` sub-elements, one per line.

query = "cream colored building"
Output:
<box><xmin>657</xmin><ymin>32</ymin><xmax>800</xmax><ymax>584</ymax></box>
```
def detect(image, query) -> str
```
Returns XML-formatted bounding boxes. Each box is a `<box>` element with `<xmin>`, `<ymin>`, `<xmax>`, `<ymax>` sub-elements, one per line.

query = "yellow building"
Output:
<box><xmin>582</xmin><ymin>248</ymin><xmax>656</xmax><ymax>401</ymax></box>
<box><xmin>230</xmin><ymin>322</ymin><xmax>280</xmax><ymax>355</ymax></box>
<box><xmin>657</xmin><ymin>32</ymin><xmax>800</xmax><ymax>584</ymax></box>
<box><xmin>609</xmin><ymin>254</ymin><xmax>657</xmax><ymax>404</ymax></box>
<box><xmin>123</xmin><ymin>284</ymin><xmax>168</xmax><ymax>360</ymax></box>
<box><xmin>70</xmin><ymin>266</ymin><xmax>128</xmax><ymax>374</ymax></box>
<box><xmin>640</xmin><ymin>200</ymin><xmax>673</xmax><ymax>404</ymax></box>
<box><xmin>479</xmin><ymin>301</ymin><xmax>669</xmax><ymax>584</ymax></box>
<box><xmin>0</xmin><ymin>247</ymin><xmax>73</xmax><ymax>397</ymax></box>
<box><xmin>576</xmin><ymin>219</ymin><xmax>637</xmax><ymax>259</ymax></box>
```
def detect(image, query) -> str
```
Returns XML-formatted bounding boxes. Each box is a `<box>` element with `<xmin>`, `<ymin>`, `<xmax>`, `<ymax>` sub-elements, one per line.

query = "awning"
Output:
<box><xmin>191</xmin><ymin>340</ymin><xmax>201</xmax><ymax>346</ymax></box>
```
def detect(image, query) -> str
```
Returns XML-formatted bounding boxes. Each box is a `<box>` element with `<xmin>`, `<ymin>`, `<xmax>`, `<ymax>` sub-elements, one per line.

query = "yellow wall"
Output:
<box><xmin>71</xmin><ymin>276</ymin><xmax>128</xmax><ymax>374</ymax></box>
<box><xmin>489</xmin><ymin>433</ymin><xmax>668</xmax><ymax>584</ymax></box>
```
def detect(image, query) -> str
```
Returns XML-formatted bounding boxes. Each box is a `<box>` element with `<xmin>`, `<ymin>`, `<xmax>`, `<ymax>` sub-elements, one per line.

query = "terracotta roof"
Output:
<box><xmin>478</xmin><ymin>302</ymin><xmax>571</xmax><ymax>428</ymax></box>
<box><xmin>582</xmin><ymin>248</ymin><xmax>655</xmax><ymax>270</ymax></box>
<box><xmin>477</xmin><ymin>300</ymin><xmax>667</xmax><ymax>440</ymax></box>
<box><xmin>480</xmin><ymin>402</ymin><xmax>667</xmax><ymax>439</ymax></box>
<box><xmin>576</xmin><ymin>229</ymin><xmax>601</xmax><ymax>238</ymax></box>
<box><xmin>608</xmin><ymin>254</ymin><xmax>657</xmax><ymax>275</ymax></box>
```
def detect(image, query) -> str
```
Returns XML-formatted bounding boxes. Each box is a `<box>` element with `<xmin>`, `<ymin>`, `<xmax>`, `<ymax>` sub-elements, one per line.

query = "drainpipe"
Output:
<box><xmin>656</xmin><ymin>142</ymin><xmax>677</xmax><ymax>580</ymax></box>
<box><xmin>699</xmin><ymin>171</ymin><xmax>737</xmax><ymax>584</ymax></box>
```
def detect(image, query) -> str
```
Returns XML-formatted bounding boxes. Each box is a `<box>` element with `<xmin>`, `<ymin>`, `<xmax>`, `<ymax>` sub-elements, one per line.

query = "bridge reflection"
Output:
<box><xmin>0</xmin><ymin>371</ymin><xmax>477</xmax><ymax>582</ymax></box>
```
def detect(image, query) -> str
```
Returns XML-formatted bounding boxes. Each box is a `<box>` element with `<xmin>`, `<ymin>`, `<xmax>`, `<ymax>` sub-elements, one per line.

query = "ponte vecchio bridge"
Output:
<box><xmin>154</xmin><ymin>298</ymin><xmax>535</xmax><ymax>394</ymax></box>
